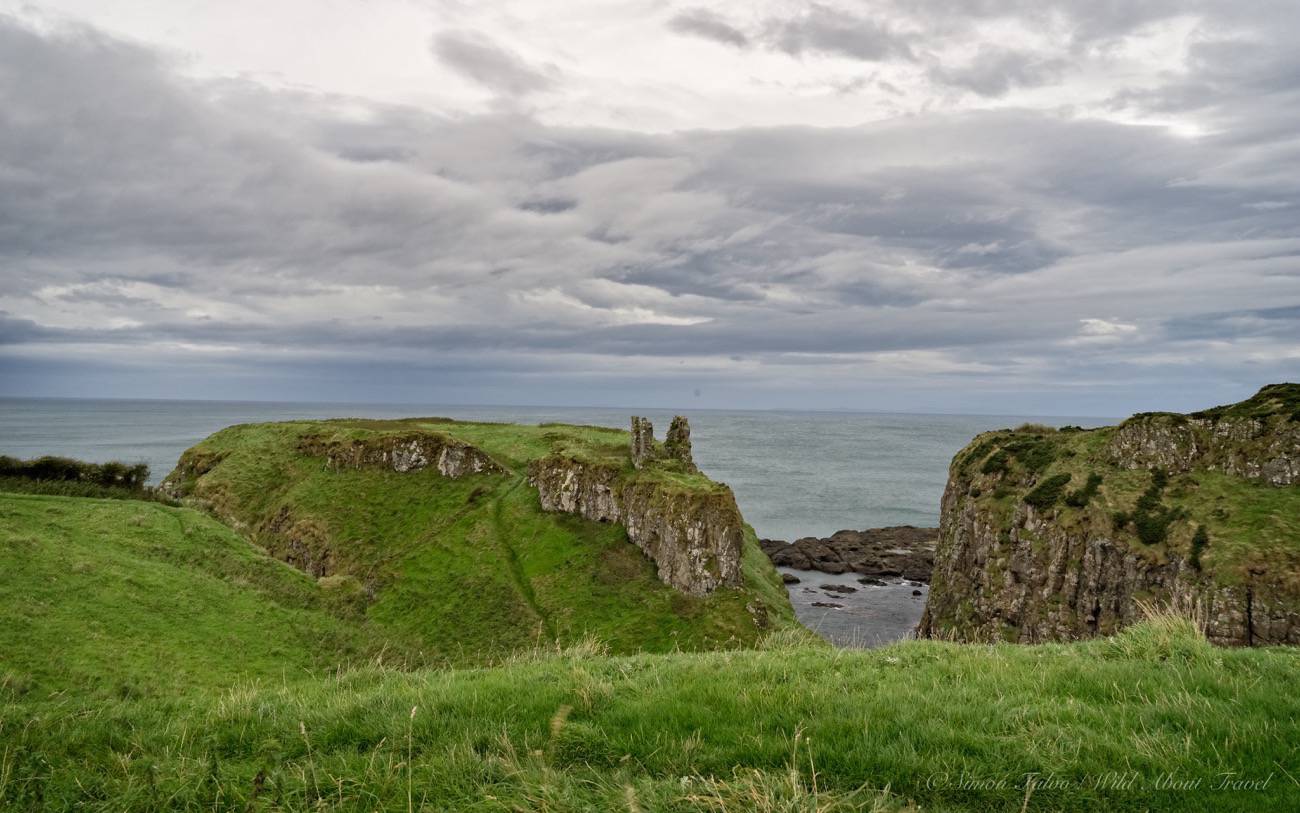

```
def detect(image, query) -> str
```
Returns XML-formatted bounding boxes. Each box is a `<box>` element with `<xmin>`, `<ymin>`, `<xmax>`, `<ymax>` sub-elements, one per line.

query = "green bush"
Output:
<box><xmin>1065</xmin><ymin>473</ymin><xmax>1103</xmax><ymax>508</ymax></box>
<box><xmin>1130</xmin><ymin>469</ymin><xmax>1184</xmax><ymax>545</ymax></box>
<box><xmin>0</xmin><ymin>477</ymin><xmax>176</xmax><ymax>505</ymax></box>
<box><xmin>981</xmin><ymin>450</ymin><xmax>1009</xmax><ymax>475</ymax></box>
<box><xmin>1024</xmin><ymin>473</ymin><xmax>1072</xmax><ymax>509</ymax></box>
<box><xmin>1004</xmin><ymin>436</ymin><xmax>1057</xmax><ymax>474</ymax></box>
<box><xmin>0</xmin><ymin>455</ymin><xmax>149</xmax><ymax>489</ymax></box>
<box><xmin>1190</xmin><ymin>525</ymin><xmax>1209</xmax><ymax>571</ymax></box>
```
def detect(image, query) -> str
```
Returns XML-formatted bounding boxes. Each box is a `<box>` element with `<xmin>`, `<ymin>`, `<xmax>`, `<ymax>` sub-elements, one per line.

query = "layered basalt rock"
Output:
<box><xmin>1107</xmin><ymin>413</ymin><xmax>1299</xmax><ymax>486</ymax></box>
<box><xmin>918</xmin><ymin>486</ymin><xmax>1300</xmax><ymax>646</ymax></box>
<box><xmin>298</xmin><ymin>432</ymin><xmax>502</xmax><ymax>478</ymax></box>
<box><xmin>528</xmin><ymin>419</ymin><xmax>744</xmax><ymax>596</ymax></box>
<box><xmin>919</xmin><ymin>384</ymin><xmax>1300</xmax><ymax>647</ymax></box>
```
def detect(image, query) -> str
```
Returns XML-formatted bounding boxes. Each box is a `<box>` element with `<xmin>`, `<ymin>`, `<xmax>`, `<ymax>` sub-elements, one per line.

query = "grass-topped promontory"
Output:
<box><xmin>157</xmin><ymin>417</ymin><xmax>793</xmax><ymax>663</ymax></box>
<box><xmin>952</xmin><ymin>407</ymin><xmax>1300</xmax><ymax>593</ymax></box>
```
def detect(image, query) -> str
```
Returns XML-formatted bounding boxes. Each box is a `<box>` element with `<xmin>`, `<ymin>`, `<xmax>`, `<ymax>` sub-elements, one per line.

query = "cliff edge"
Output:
<box><xmin>920</xmin><ymin>384</ymin><xmax>1300</xmax><ymax>646</ymax></box>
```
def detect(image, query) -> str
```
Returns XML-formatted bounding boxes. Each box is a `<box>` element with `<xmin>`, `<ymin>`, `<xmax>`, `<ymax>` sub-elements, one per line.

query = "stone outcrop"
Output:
<box><xmin>631</xmin><ymin>417</ymin><xmax>656</xmax><ymax>469</ymax></box>
<box><xmin>629</xmin><ymin>416</ymin><xmax>698</xmax><ymax>471</ymax></box>
<box><xmin>918</xmin><ymin>483</ymin><xmax>1300</xmax><ymax>645</ymax></box>
<box><xmin>919</xmin><ymin>384</ymin><xmax>1300</xmax><ymax>647</ymax></box>
<box><xmin>760</xmin><ymin>526</ymin><xmax>936</xmax><ymax>582</ymax></box>
<box><xmin>664</xmin><ymin>416</ymin><xmax>698</xmax><ymax>472</ymax></box>
<box><xmin>298</xmin><ymin>432</ymin><xmax>502</xmax><ymax>478</ymax></box>
<box><xmin>527</xmin><ymin>453</ymin><xmax>743</xmax><ymax>596</ymax></box>
<box><xmin>1107</xmin><ymin>413</ymin><xmax>1299</xmax><ymax>486</ymax></box>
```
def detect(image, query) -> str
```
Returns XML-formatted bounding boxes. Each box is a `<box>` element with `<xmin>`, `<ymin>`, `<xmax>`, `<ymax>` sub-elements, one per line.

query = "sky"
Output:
<box><xmin>1</xmin><ymin>0</ymin><xmax>1297</xmax><ymax>416</ymax></box>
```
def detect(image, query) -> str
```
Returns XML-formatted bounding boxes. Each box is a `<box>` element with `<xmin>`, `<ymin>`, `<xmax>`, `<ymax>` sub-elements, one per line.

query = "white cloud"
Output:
<box><xmin>1</xmin><ymin>4</ymin><xmax>1298</xmax><ymax>412</ymax></box>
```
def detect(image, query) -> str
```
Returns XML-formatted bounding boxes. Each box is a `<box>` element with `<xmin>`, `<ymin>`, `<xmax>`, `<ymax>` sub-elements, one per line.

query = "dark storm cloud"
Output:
<box><xmin>667</xmin><ymin>9</ymin><xmax>750</xmax><ymax>48</ymax></box>
<box><xmin>431</xmin><ymin>30</ymin><xmax>555</xmax><ymax>96</ymax></box>
<box><xmin>2</xmin><ymin>10</ymin><xmax>1299</xmax><ymax>409</ymax></box>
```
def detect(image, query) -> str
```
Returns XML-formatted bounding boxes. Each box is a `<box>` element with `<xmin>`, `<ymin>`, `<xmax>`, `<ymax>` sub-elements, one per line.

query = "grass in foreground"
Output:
<box><xmin>4</xmin><ymin>618</ymin><xmax>1297</xmax><ymax>811</ymax></box>
<box><xmin>2</xmin><ymin>493</ymin><xmax>1297</xmax><ymax>811</ymax></box>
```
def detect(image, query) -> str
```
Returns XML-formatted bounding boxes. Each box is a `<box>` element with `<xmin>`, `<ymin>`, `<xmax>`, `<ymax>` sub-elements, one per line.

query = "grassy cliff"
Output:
<box><xmin>922</xmin><ymin>384</ymin><xmax>1300</xmax><ymax>644</ymax></box>
<box><xmin>3</xmin><ymin>494</ymin><xmax>1297</xmax><ymax>810</ymax></box>
<box><xmin>157</xmin><ymin>417</ymin><xmax>793</xmax><ymax>662</ymax></box>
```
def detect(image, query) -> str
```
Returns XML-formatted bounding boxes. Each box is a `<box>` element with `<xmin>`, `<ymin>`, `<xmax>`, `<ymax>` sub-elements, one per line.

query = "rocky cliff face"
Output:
<box><xmin>528</xmin><ymin>448</ymin><xmax>745</xmax><ymax>596</ymax></box>
<box><xmin>298</xmin><ymin>432</ymin><xmax>502</xmax><ymax>478</ymax></box>
<box><xmin>919</xmin><ymin>384</ymin><xmax>1300</xmax><ymax>646</ymax></box>
<box><xmin>1107</xmin><ymin>413</ymin><xmax>1300</xmax><ymax>486</ymax></box>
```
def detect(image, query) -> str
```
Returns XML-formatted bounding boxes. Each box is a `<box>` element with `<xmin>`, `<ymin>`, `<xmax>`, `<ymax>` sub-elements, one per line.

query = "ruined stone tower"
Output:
<box><xmin>664</xmin><ymin>416</ymin><xmax>697</xmax><ymax>472</ymax></box>
<box><xmin>630</xmin><ymin>416</ymin><xmax>655</xmax><ymax>469</ymax></box>
<box><xmin>630</xmin><ymin>415</ymin><xmax>697</xmax><ymax>471</ymax></box>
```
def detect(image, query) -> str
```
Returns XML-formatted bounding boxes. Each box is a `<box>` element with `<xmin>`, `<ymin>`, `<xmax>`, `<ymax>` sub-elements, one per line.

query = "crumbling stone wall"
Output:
<box><xmin>630</xmin><ymin>415</ymin><xmax>697</xmax><ymax>471</ymax></box>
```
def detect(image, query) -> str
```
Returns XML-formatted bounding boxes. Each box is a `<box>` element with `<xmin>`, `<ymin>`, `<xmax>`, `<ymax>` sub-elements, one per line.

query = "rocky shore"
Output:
<box><xmin>759</xmin><ymin>526</ymin><xmax>937</xmax><ymax>583</ymax></box>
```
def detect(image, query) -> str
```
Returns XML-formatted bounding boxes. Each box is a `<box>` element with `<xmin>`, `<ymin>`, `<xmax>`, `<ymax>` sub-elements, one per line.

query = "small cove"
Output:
<box><xmin>779</xmin><ymin>566</ymin><xmax>929</xmax><ymax>647</ymax></box>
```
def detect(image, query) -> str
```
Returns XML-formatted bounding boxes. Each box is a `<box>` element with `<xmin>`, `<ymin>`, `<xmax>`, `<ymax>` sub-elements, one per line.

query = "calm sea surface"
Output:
<box><xmin>0</xmin><ymin>398</ymin><xmax>1111</xmax><ymax>645</ymax></box>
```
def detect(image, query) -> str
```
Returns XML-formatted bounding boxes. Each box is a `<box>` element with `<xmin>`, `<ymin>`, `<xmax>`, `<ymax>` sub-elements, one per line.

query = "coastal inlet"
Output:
<box><xmin>760</xmin><ymin>526</ymin><xmax>936</xmax><ymax>647</ymax></box>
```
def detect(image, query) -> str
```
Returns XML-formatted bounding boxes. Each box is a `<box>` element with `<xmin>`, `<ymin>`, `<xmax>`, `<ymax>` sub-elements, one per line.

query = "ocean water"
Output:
<box><xmin>0</xmin><ymin>397</ymin><xmax>1110</xmax><ymax>646</ymax></box>
<box><xmin>0</xmin><ymin>398</ymin><xmax>1110</xmax><ymax>540</ymax></box>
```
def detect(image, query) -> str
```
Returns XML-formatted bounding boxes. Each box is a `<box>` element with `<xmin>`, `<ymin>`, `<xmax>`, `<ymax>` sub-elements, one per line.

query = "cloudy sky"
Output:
<box><xmin>1</xmin><ymin>1</ymin><xmax>1297</xmax><ymax>415</ymax></box>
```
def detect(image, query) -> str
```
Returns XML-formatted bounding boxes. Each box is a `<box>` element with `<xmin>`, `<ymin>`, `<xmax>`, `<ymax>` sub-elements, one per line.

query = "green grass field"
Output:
<box><xmin>3</xmin><ymin>491</ymin><xmax>1298</xmax><ymax>811</ymax></box>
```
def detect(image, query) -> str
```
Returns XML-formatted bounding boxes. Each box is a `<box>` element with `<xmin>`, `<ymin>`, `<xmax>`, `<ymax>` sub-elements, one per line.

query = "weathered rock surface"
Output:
<box><xmin>527</xmin><ymin>452</ymin><xmax>744</xmax><ymax>596</ymax></box>
<box><xmin>298</xmin><ymin>432</ymin><xmax>502</xmax><ymax>478</ymax></box>
<box><xmin>760</xmin><ymin>526</ymin><xmax>937</xmax><ymax>582</ymax></box>
<box><xmin>919</xmin><ymin>384</ymin><xmax>1300</xmax><ymax>647</ymax></box>
<box><xmin>1107</xmin><ymin>413</ymin><xmax>1300</xmax><ymax>486</ymax></box>
<box><xmin>630</xmin><ymin>415</ymin><xmax>698</xmax><ymax>472</ymax></box>
<box><xmin>664</xmin><ymin>416</ymin><xmax>698</xmax><ymax>472</ymax></box>
<box><xmin>630</xmin><ymin>417</ymin><xmax>656</xmax><ymax>470</ymax></box>
<box><xmin>820</xmin><ymin>583</ymin><xmax>857</xmax><ymax>594</ymax></box>
<box><xmin>919</xmin><ymin>491</ymin><xmax>1300</xmax><ymax>646</ymax></box>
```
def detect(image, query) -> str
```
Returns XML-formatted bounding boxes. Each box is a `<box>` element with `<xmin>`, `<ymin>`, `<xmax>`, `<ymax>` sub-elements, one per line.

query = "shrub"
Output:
<box><xmin>1004</xmin><ymin>436</ymin><xmax>1056</xmax><ymax>474</ymax></box>
<box><xmin>0</xmin><ymin>455</ymin><xmax>149</xmax><ymax>489</ymax></box>
<box><xmin>1024</xmin><ymin>473</ymin><xmax>1072</xmax><ymax>509</ymax></box>
<box><xmin>1012</xmin><ymin>423</ymin><xmax>1056</xmax><ymax>435</ymax></box>
<box><xmin>1129</xmin><ymin>469</ymin><xmax>1184</xmax><ymax>546</ymax></box>
<box><xmin>0</xmin><ymin>476</ymin><xmax>176</xmax><ymax>505</ymax></box>
<box><xmin>1064</xmin><ymin>473</ymin><xmax>1103</xmax><ymax>508</ymax></box>
<box><xmin>961</xmin><ymin>438</ymin><xmax>1000</xmax><ymax>473</ymax></box>
<box><xmin>1190</xmin><ymin>525</ymin><xmax>1209</xmax><ymax>571</ymax></box>
<box><xmin>981</xmin><ymin>450</ymin><xmax>1010</xmax><ymax>475</ymax></box>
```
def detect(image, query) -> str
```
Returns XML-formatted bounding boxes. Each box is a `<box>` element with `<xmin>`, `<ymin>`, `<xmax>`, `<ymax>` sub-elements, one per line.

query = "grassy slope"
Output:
<box><xmin>168</xmin><ymin>419</ymin><xmax>792</xmax><ymax>662</ymax></box>
<box><xmin>3</xmin><ymin>486</ymin><xmax>1298</xmax><ymax>810</ymax></box>
<box><xmin>0</xmin><ymin>493</ymin><xmax>403</xmax><ymax>698</ymax></box>
<box><xmin>5</xmin><ymin>614</ymin><xmax>1297</xmax><ymax>811</ymax></box>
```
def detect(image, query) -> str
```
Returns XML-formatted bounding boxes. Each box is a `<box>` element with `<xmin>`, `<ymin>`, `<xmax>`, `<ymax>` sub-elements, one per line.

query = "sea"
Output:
<box><xmin>0</xmin><ymin>397</ymin><xmax>1112</xmax><ymax>646</ymax></box>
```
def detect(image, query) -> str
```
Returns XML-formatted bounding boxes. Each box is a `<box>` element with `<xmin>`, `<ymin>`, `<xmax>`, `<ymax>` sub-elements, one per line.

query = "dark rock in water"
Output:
<box><xmin>858</xmin><ymin>577</ymin><xmax>887</xmax><ymax>586</ymax></box>
<box><xmin>821</xmin><ymin>583</ymin><xmax>858</xmax><ymax>594</ymax></box>
<box><xmin>761</xmin><ymin>526</ymin><xmax>937</xmax><ymax>582</ymax></box>
<box><xmin>912</xmin><ymin>589</ymin><xmax>923</xmax><ymax>596</ymax></box>
<box><xmin>810</xmin><ymin>601</ymin><xmax>843</xmax><ymax>609</ymax></box>
<box><xmin>781</xmin><ymin>573</ymin><xmax>801</xmax><ymax>584</ymax></box>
